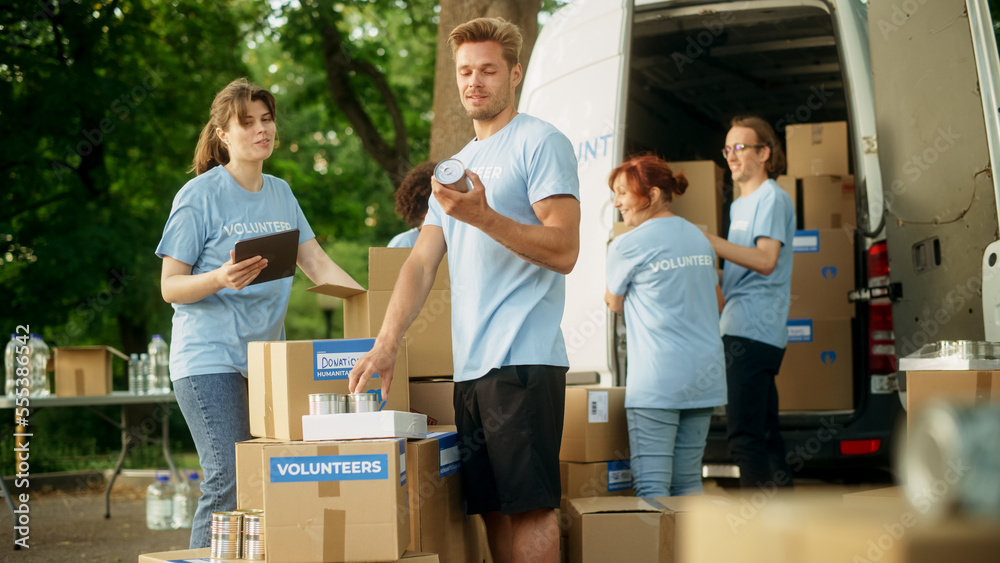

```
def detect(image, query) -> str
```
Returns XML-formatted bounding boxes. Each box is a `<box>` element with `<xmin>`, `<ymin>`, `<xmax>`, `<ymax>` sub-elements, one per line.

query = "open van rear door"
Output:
<box><xmin>519</xmin><ymin>0</ymin><xmax>633</xmax><ymax>381</ymax></box>
<box><xmin>868</xmin><ymin>0</ymin><xmax>1000</xmax><ymax>354</ymax></box>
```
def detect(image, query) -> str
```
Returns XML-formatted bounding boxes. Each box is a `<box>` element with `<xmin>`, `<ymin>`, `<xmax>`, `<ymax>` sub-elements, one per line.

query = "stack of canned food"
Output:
<box><xmin>210</xmin><ymin>509</ymin><xmax>266</xmax><ymax>560</ymax></box>
<box><xmin>308</xmin><ymin>392</ymin><xmax>380</xmax><ymax>414</ymax></box>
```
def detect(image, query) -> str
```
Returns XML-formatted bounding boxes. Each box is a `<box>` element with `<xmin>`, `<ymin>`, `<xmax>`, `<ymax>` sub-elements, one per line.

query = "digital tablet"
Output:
<box><xmin>233</xmin><ymin>228</ymin><xmax>300</xmax><ymax>286</ymax></box>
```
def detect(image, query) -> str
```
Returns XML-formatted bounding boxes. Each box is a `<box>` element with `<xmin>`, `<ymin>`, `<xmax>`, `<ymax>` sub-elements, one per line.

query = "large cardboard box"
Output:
<box><xmin>237</xmin><ymin>437</ymin><xmax>281</xmax><ymax>510</ymax></box>
<box><xmin>777</xmin><ymin>318</ymin><xmax>853</xmax><ymax>411</ymax></box>
<box><xmin>248</xmin><ymin>338</ymin><xmax>409</xmax><ymax>441</ymax></box>
<box><xmin>53</xmin><ymin>346</ymin><xmax>126</xmax><ymax>396</ymax></box>
<box><xmin>775</xmin><ymin>175</ymin><xmax>798</xmax><ymax>215</ymax></box>
<box><xmin>560</xmin><ymin>386</ymin><xmax>629</xmax><ymax>462</ymax></box>
<box><xmin>309</xmin><ymin>248</ymin><xmax>452</xmax><ymax>378</ymax></box>
<box><xmin>681</xmin><ymin>492</ymin><xmax>1000</xmax><ymax>563</ymax></box>
<box><xmin>409</xmin><ymin>379</ymin><xmax>456</xmax><ymax>426</ymax></box>
<box><xmin>566</xmin><ymin>496</ymin><xmax>722</xmax><ymax>563</ymax></box>
<box><xmin>905</xmin><ymin>370</ymin><xmax>1000</xmax><ymax>417</ymax></box>
<box><xmin>801</xmin><ymin>175</ymin><xmax>856</xmax><ymax>229</ymax></box>
<box><xmin>789</xmin><ymin>229</ymin><xmax>855</xmax><ymax>319</ymax></box>
<box><xmin>842</xmin><ymin>486</ymin><xmax>905</xmax><ymax>510</ymax></box>
<box><xmin>138</xmin><ymin>548</ymin><xmax>440</xmax><ymax>562</ymax></box>
<box><xmin>560</xmin><ymin>460</ymin><xmax>633</xmax><ymax>513</ymax></box>
<box><xmin>241</xmin><ymin>438</ymin><xmax>410</xmax><ymax>563</ymax></box>
<box><xmin>785</xmin><ymin>121</ymin><xmax>850</xmax><ymax>177</ymax></box>
<box><xmin>406</xmin><ymin>431</ymin><xmax>485</xmax><ymax>563</ymax></box>
<box><xmin>665</xmin><ymin>161</ymin><xmax>725</xmax><ymax>236</ymax></box>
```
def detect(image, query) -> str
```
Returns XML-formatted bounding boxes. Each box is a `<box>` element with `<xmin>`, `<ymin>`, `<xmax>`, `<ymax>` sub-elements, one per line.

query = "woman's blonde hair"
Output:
<box><xmin>190</xmin><ymin>78</ymin><xmax>276</xmax><ymax>175</ymax></box>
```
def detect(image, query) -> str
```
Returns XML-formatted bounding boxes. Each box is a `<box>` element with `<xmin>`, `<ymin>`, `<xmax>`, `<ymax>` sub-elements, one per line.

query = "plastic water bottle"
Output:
<box><xmin>171</xmin><ymin>470</ymin><xmax>199</xmax><ymax>529</ymax></box>
<box><xmin>4</xmin><ymin>335</ymin><xmax>18</xmax><ymax>397</ymax></box>
<box><xmin>28</xmin><ymin>334</ymin><xmax>50</xmax><ymax>397</ymax></box>
<box><xmin>129</xmin><ymin>353</ymin><xmax>141</xmax><ymax>395</ymax></box>
<box><xmin>140</xmin><ymin>353</ymin><xmax>153</xmax><ymax>395</ymax></box>
<box><xmin>146</xmin><ymin>473</ymin><xmax>174</xmax><ymax>530</ymax></box>
<box><xmin>148</xmin><ymin>335</ymin><xmax>171</xmax><ymax>394</ymax></box>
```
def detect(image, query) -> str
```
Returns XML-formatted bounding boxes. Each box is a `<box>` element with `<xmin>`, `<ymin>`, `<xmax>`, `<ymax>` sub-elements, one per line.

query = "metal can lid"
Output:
<box><xmin>434</xmin><ymin>158</ymin><xmax>466</xmax><ymax>185</ymax></box>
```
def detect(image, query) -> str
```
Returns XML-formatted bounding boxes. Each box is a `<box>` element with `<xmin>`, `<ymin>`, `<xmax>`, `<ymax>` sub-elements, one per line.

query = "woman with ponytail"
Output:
<box><xmin>604</xmin><ymin>154</ymin><xmax>726</xmax><ymax>497</ymax></box>
<box><xmin>155</xmin><ymin>78</ymin><xmax>354</xmax><ymax>548</ymax></box>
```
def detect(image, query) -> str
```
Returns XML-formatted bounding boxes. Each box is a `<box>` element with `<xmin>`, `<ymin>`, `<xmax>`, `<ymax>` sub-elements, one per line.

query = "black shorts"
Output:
<box><xmin>453</xmin><ymin>364</ymin><xmax>567</xmax><ymax>515</ymax></box>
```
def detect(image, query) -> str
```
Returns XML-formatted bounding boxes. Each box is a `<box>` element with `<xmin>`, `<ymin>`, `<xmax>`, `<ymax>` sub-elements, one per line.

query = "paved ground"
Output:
<box><xmin>0</xmin><ymin>485</ymin><xmax>192</xmax><ymax>563</ymax></box>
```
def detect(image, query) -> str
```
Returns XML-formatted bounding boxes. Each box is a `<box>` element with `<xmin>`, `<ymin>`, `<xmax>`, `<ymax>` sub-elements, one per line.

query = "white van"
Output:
<box><xmin>520</xmin><ymin>0</ymin><xmax>1000</xmax><ymax>472</ymax></box>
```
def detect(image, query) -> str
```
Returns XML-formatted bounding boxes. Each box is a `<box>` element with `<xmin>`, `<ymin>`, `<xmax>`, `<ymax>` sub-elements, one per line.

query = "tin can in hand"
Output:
<box><xmin>434</xmin><ymin>158</ymin><xmax>474</xmax><ymax>192</ymax></box>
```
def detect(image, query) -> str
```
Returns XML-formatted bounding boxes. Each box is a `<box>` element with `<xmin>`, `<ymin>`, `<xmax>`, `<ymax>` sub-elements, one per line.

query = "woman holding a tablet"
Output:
<box><xmin>155</xmin><ymin>78</ymin><xmax>353</xmax><ymax>548</ymax></box>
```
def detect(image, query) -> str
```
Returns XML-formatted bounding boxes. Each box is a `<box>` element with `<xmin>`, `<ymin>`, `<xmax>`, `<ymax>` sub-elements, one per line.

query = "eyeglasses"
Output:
<box><xmin>721</xmin><ymin>144</ymin><xmax>766</xmax><ymax>158</ymax></box>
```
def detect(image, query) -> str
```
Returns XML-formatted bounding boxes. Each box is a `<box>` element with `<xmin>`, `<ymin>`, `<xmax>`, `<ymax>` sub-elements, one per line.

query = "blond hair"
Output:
<box><xmin>448</xmin><ymin>17</ymin><xmax>523</xmax><ymax>69</ymax></box>
<box><xmin>190</xmin><ymin>78</ymin><xmax>276</xmax><ymax>175</ymax></box>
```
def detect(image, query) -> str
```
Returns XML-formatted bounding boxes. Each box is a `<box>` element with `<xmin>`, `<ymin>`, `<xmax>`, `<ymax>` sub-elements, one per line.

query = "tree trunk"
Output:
<box><xmin>429</xmin><ymin>0</ymin><xmax>542</xmax><ymax>161</ymax></box>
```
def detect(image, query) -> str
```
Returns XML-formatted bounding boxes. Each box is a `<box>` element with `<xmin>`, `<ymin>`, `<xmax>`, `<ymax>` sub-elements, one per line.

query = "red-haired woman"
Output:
<box><xmin>605</xmin><ymin>155</ymin><xmax>726</xmax><ymax>496</ymax></box>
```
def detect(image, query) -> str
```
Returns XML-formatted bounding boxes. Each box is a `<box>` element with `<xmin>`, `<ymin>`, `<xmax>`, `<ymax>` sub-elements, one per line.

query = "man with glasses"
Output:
<box><xmin>705</xmin><ymin>116</ymin><xmax>796</xmax><ymax>490</ymax></box>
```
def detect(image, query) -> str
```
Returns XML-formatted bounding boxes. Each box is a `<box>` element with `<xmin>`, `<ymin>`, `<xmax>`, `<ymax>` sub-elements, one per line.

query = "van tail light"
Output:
<box><xmin>868</xmin><ymin>242</ymin><xmax>897</xmax><ymax>374</ymax></box>
<box><xmin>840</xmin><ymin>439</ymin><xmax>882</xmax><ymax>455</ymax></box>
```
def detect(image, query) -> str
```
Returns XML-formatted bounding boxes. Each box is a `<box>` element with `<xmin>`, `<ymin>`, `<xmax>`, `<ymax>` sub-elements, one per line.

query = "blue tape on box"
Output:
<box><xmin>270</xmin><ymin>454</ymin><xmax>389</xmax><ymax>482</ymax></box>
<box><xmin>793</xmin><ymin>229</ymin><xmax>819</xmax><ymax>253</ymax></box>
<box><xmin>787</xmin><ymin>319</ymin><xmax>814</xmax><ymax>343</ymax></box>
<box><xmin>606</xmin><ymin>460</ymin><xmax>632</xmax><ymax>492</ymax></box>
<box><xmin>312</xmin><ymin>338</ymin><xmax>377</xmax><ymax>381</ymax></box>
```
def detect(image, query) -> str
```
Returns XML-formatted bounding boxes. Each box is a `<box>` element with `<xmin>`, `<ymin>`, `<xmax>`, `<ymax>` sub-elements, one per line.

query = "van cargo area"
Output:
<box><xmin>620</xmin><ymin>1</ymin><xmax>899</xmax><ymax>473</ymax></box>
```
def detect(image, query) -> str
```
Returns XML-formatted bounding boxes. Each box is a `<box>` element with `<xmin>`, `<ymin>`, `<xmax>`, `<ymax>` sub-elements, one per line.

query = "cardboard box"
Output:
<box><xmin>138</xmin><ymin>548</ymin><xmax>440</xmax><ymax>562</ymax></box>
<box><xmin>789</xmin><ymin>229</ymin><xmax>855</xmax><ymax>319</ymax></box>
<box><xmin>303</xmin><ymin>411</ymin><xmax>428</xmax><ymax>441</ymax></box>
<box><xmin>777</xmin><ymin>318</ymin><xmax>853</xmax><ymax>411</ymax></box>
<box><xmin>560</xmin><ymin>460</ymin><xmax>633</xmax><ymax>513</ymax></box>
<box><xmin>248</xmin><ymin>338</ymin><xmax>409</xmax><ymax>441</ymax></box>
<box><xmin>801</xmin><ymin>175</ymin><xmax>856</xmax><ymax>229</ymax></box>
<box><xmin>775</xmin><ymin>175</ymin><xmax>798</xmax><ymax>214</ymax></box>
<box><xmin>906</xmin><ymin>370</ymin><xmax>1000</xmax><ymax>417</ymax></box>
<box><xmin>665</xmin><ymin>161</ymin><xmax>725</xmax><ymax>236</ymax></box>
<box><xmin>566</xmin><ymin>496</ymin><xmax>722</xmax><ymax>563</ymax></box>
<box><xmin>53</xmin><ymin>346</ymin><xmax>126</xmax><ymax>396</ymax></box>
<box><xmin>842</xmin><ymin>486</ymin><xmax>905</xmax><ymax>510</ymax></box>
<box><xmin>409</xmin><ymin>379</ymin><xmax>456</xmax><ymax>426</ymax></box>
<box><xmin>249</xmin><ymin>438</ymin><xmax>410</xmax><ymax>563</ymax></box>
<box><xmin>406</xmin><ymin>431</ymin><xmax>483</xmax><ymax>563</ymax></box>
<box><xmin>785</xmin><ymin>121</ymin><xmax>850</xmax><ymax>177</ymax></box>
<box><xmin>309</xmin><ymin>248</ymin><xmax>452</xmax><ymax>378</ymax></box>
<box><xmin>560</xmin><ymin>386</ymin><xmax>629</xmax><ymax>462</ymax></box>
<box><xmin>681</xmin><ymin>492</ymin><xmax>1000</xmax><ymax>563</ymax></box>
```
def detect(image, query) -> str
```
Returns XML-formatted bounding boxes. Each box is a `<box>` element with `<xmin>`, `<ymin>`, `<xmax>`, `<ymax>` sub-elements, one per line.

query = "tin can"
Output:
<box><xmin>434</xmin><ymin>158</ymin><xmax>473</xmax><ymax>192</ymax></box>
<box><xmin>900</xmin><ymin>401</ymin><xmax>1000</xmax><ymax>519</ymax></box>
<box><xmin>210</xmin><ymin>511</ymin><xmax>243</xmax><ymax>559</ymax></box>
<box><xmin>242</xmin><ymin>511</ymin><xmax>266</xmax><ymax>561</ymax></box>
<box><xmin>347</xmin><ymin>392</ymin><xmax>380</xmax><ymax>413</ymax></box>
<box><xmin>308</xmin><ymin>393</ymin><xmax>347</xmax><ymax>415</ymax></box>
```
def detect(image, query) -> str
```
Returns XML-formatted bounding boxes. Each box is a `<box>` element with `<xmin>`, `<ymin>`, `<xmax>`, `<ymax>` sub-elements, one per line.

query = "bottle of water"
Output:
<box><xmin>171</xmin><ymin>470</ymin><xmax>199</xmax><ymax>529</ymax></box>
<box><xmin>140</xmin><ymin>353</ymin><xmax>152</xmax><ymax>395</ymax></box>
<box><xmin>28</xmin><ymin>334</ymin><xmax>49</xmax><ymax>397</ymax></box>
<box><xmin>148</xmin><ymin>335</ymin><xmax>171</xmax><ymax>394</ymax></box>
<box><xmin>129</xmin><ymin>353</ymin><xmax>141</xmax><ymax>395</ymax></box>
<box><xmin>146</xmin><ymin>473</ymin><xmax>174</xmax><ymax>530</ymax></box>
<box><xmin>4</xmin><ymin>335</ymin><xmax>18</xmax><ymax>397</ymax></box>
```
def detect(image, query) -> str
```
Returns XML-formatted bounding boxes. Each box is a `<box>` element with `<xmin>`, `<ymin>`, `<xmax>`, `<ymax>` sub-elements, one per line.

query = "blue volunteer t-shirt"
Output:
<box><xmin>388</xmin><ymin>227</ymin><xmax>419</xmax><ymax>248</ymax></box>
<box><xmin>424</xmin><ymin>113</ymin><xmax>580</xmax><ymax>382</ymax></box>
<box><xmin>155</xmin><ymin>165</ymin><xmax>315</xmax><ymax>380</ymax></box>
<box><xmin>720</xmin><ymin>179</ymin><xmax>795</xmax><ymax>348</ymax></box>
<box><xmin>607</xmin><ymin>217</ymin><xmax>726</xmax><ymax>409</ymax></box>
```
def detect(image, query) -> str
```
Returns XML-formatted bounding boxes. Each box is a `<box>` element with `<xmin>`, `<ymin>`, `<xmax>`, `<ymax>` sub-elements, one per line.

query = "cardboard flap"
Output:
<box><xmin>107</xmin><ymin>346</ymin><xmax>129</xmax><ymax>361</ymax></box>
<box><xmin>567</xmin><ymin>497</ymin><xmax>664</xmax><ymax>517</ymax></box>
<box><xmin>369</xmin><ymin>247</ymin><xmax>450</xmax><ymax>291</ymax></box>
<box><xmin>308</xmin><ymin>282</ymin><xmax>366</xmax><ymax>299</ymax></box>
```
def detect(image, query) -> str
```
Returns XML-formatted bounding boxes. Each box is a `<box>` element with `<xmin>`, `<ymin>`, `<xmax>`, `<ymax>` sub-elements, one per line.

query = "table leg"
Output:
<box><xmin>104</xmin><ymin>407</ymin><xmax>129</xmax><ymax>519</ymax></box>
<box><xmin>160</xmin><ymin>402</ymin><xmax>181</xmax><ymax>483</ymax></box>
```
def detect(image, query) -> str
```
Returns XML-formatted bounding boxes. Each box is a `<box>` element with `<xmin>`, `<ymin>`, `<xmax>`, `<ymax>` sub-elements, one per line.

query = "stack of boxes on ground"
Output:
<box><xmin>780</xmin><ymin>121</ymin><xmax>856</xmax><ymax>410</ymax></box>
<box><xmin>139</xmin><ymin>247</ymin><xmax>491</xmax><ymax>563</ymax></box>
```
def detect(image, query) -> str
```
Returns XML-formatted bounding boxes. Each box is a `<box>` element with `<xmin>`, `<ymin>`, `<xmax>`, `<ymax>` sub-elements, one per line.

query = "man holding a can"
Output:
<box><xmin>349</xmin><ymin>16</ymin><xmax>579</xmax><ymax>563</ymax></box>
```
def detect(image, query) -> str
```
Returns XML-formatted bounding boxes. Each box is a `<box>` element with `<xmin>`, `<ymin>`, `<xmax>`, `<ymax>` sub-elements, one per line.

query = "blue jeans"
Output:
<box><xmin>626</xmin><ymin>407</ymin><xmax>713</xmax><ymax>497</ymax></box>
<box><xmin>173</xmin><ymin>373</ymin><xmax>252</xmax><ymax>549</ymax></box>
